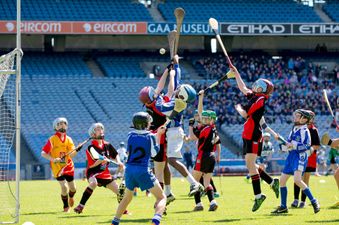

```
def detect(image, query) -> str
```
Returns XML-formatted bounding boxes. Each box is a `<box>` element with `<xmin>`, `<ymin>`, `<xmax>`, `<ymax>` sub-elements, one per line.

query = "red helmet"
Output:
<box><xmin>139</xmin><ymin>86</ymin><xmax>155</xmax><ymax>104</ymax></box>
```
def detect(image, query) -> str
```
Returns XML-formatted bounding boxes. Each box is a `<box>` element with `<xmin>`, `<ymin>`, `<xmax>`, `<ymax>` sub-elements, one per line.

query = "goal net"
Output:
<box><xmin>0</xmin><ymin>48</ymin><xmax>22</xmax><ymax>224</ymax></box>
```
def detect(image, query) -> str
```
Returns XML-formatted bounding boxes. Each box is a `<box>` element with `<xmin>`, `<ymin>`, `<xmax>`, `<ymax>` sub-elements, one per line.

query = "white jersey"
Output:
<box><xmin>261</xmin><ymin>141</ymin><xmax>274</xmax><ymax>157</ymax></box>
<box><xmin>117</xmin><ymin>147</ymin><xmax>128</xmax><ymax>163</ymax></box>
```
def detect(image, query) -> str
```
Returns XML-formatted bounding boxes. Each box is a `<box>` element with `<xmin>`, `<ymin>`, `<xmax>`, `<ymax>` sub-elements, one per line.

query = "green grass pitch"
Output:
<box><xmin>18</xmin><ymin>176</ymin><xmax>338</xmax><ymax>225</ymax></box>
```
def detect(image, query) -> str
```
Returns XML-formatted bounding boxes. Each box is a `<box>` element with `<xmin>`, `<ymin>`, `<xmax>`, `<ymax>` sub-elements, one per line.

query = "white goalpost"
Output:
<box><xmin>0</xmin><ymin>0</ymin><xmax>22</xmax><ymax>223</ymax></box>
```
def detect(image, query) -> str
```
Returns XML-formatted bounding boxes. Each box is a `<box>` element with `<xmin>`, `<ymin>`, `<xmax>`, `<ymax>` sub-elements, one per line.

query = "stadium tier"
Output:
<box><xmin>323</xmin><ymin>1</ymin><xmax>339</xmax><ymax>22</ymax></box>
<box><xmin>158</xmin><ymin>0</ymin><xmax>322</xmax><ymax>22</ymax></box>
<box><xmin>0</xmin><ymin>0</ymin><xmax>152</xmax><ymax>21</ymax></box>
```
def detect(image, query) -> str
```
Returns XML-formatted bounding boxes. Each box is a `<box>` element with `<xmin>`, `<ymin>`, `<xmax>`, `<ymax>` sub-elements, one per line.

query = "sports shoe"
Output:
<box><xmin>74</xmin><ymin>204</ymin><xmax>84</xmax><ymax>214</ymax></box>
<box><xmin>299</xmin><ymin>201</ymin><xmax>305</xmax><ymax>208</ymax></box>
<box><xmin>68</xmin><ymin>197</ymin><xmax>74</xmax><ymax>207</ymax></box>
<box><xmin>311</xmin><ymin>199</ymin><xmax>320</xmax><ymax>214</ymax></box>
<box><xmin>271</xmin><ymin>178</ymin><xmax>279</xmax><ymax>199</ymax></box>
<box><xmin>188</xmin><ymin>183</ymin><xmax>204</xmax><ymax>197</ymax></box>
<box><xmin>208</xmin><ymin>202</ymin><xmax>218</xmax><ymax>211</ymax></box>
<box><xmin>63</xmin><ymin>207</ymin><xmax>70</xmax><ymax>213</ymax></box>
<box><xmin>214</xmin><ymin>192</ymin><xmax>220</xmax><ymax>198</ymax></box>
<box><xmin>271</xmin><ymin>206</ymin><xmax>288</xmax><ymax>214</ymax></box>
<box><xmin>252</xmin><ymin>194</ymin><xmax>266</xmax><ymax>212</ymax></box>
<box><xmin>291</xmin><ymin>199</ymin><xmax>299</xmax><ymax>208</ymax></box>
<box><xmin>193</xmin><ymin>205</ymin><xmax>204</xmax><ymax>211</ymax></box>
<box><xmin>166</xmin><ymin>193</ymin><xmax>176</xmax><ymax>206</ymax></box>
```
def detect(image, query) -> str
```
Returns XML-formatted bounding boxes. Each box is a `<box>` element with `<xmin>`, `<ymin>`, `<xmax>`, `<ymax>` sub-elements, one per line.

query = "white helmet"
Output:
<box><xmin>88</xmin><ymin>123</ymin><xmax>104</xmax><ymax>138</ymax></box>
<box><xmin>177</xmin><ymin>84</ymin><xmax>196</xmax><ymax>103</ymax></box>
<box><xmin>263</xmin><ymin>132</ymin><xmax>271</xmax><ymax>137</ymax></box>
<box><xmin>53</xmin><ymin>117</ymin><xmax>68</xmax><ymax>131</ymax></box>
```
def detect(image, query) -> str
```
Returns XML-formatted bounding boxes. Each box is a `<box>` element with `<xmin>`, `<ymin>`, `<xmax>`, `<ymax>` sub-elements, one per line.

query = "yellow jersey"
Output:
<box><xmin>42</xmin><ymin>132</ymin><xmax>75</xmax><ymax>178</ymax></box>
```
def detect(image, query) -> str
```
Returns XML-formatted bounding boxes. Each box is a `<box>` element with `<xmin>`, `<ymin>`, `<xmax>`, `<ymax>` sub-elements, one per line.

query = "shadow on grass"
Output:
<box><xmin>22</xmin><ymin>212</ymin><xmax>59</xmax><ymax>216</ymax></box>
<box><xmin>264</xmin><ymin>213</ymin><xmax>293</xmax><ymax>217</ymax></box>
<box><xmin>174</xmin><ymin>210</ymin><xmax>195</xmax><ymax>214</ymax></box>
<box><xmin>59</xmin><ymin>214</ymin><xmax>108</xmax><ymax>219</ymax></box>
<box><xmin>97</xmin><ymin>218</ymin><xmax>150</xmax><ymax>224</ymax></box>
<box><xmin>205</xmin><ymin>219</ymin><xmax>241</xmax><ymax>223</ymax></box>
<box><xmin>306</xmin><ymin>219</ymin><xmax>339</xmax><ymax>223</ymax></box>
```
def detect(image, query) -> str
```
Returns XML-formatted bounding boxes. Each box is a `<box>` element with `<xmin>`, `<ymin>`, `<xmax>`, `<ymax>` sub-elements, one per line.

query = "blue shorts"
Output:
<box><xmin>282</xmin><ymin>151</ymin><xmax>308</xmax><ymax>175</ymax></box>
<box><xmin>125</xmin><ymin>165</ymin><xmax>157</xmax><ymax>191</ymax></box>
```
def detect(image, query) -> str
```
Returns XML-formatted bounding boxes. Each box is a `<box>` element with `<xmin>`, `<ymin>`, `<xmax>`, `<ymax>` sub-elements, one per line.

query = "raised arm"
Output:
<box><xmin>230</xmin><ymin>65</ymin><xmax>251</xmax><ymax>95</ymax></box>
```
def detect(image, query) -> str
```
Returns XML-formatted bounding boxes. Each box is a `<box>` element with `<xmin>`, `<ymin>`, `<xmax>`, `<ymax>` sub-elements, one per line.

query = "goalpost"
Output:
<box><xmin>0</xmin><ymin>0</ymin><xmax>22</xmax><ymax>223</ymax></box>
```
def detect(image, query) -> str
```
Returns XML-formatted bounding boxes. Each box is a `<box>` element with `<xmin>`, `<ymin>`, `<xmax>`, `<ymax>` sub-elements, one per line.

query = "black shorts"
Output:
<box><xmin>243</xmin><ymin>138</ymin><xmax>263</xmax><ymax>156</ymax></box>
<box><xmin>305</xmin><ymin>167</ymin><xmax>316</xmax><ymax>173</ymax></box>
<box><xmin>96</xmin><ymin>178</ymin><xmax>113</xmax><ymax>187</ymax></box>
<box><xmin>56</xmin><ymin>175</ymin><xmax>74</xmax><ymax>182</ymax></box>
<box><xmin>194</xmin><ymin>152</ymin><xmax>216</xmax><ymax>173</ymax></box>
<box><xmin>152</xmin><ymin>133</ymin><xmax>167</xmax><ymax>162</ymax></box>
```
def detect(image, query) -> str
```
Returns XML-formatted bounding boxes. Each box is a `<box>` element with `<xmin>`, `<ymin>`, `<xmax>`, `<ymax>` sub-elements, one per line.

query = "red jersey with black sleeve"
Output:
<box><xmin>242</xmin><ymin>92</ymin><xmax>267</xmax><ymax>141</ymax></box>
<box><xmin>195</xmin><ymin>124</ymin><xmax>220</xmax><ymax>153</ymax></box>
<box><xmin>307</xmin><ymin>124</ymin><xmax>320</xmax><ymax>168</ymax></box>
<box><xmin>86</xmin><ymin>140</ymin><xmax>118</xmax><ymax>179</ymax></box>
<box><xmin>146</xmin><ymin>97</ymin><xmax>168</xmax><ymax>131</ymax></box>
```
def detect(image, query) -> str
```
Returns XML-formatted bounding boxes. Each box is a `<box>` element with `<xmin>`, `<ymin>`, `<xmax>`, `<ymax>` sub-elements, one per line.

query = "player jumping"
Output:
<box><xmin>231</xmin><ymin>66</ymin><xmax>280</xmax><ymax>212</ymax></box>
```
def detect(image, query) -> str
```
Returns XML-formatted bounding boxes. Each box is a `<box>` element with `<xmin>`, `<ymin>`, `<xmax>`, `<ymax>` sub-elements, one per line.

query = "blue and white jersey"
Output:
<box><xmin>174</xmin><ymin>64</ymin><xmax>181</xmax><ymax>90</ymax></box>
<box><xmin>155</xmin><ymin>96</ymin><xmax>183</xmax><ymax>128</ymax></box>
<box><xmin>261</xmin><ymin>141</ymin><xmax>274</xmax><ymax>157</ymax></box>
<box><xmin>287</xmin><ymin>124</ymin><xmax>311</xmax><ymax>154</ymax></box>
<box><xmin>126</xmin><ymin>130</ymin><xmax>159</xmax><ymax>168</ymax></box>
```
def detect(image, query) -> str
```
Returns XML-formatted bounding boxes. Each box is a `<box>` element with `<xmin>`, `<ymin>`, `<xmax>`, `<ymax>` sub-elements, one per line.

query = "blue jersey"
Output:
<box><xmin>287</xmin><ymin>124</ymin><xmax>311</xmax><ymax>153</ymax></box>
<box><xmin>126</xmin><ymin>130</ymin><xmax>159</xmax><ymax>168</ymax></box>
<box><xmin>283</xmin><ymin>124</ymin><xmax>311</xmax><ymax>175</ymax></box>
<box><xmin>155</xmin><ymin>96</ymin><xmax>183</xmax><ymax>128</ymax></box>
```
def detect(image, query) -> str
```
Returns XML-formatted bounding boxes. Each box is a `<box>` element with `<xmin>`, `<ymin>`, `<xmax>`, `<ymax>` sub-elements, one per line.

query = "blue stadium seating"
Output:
<box><xmin>22</xmin><ymin>54</ymin><xmax>93</xmax><ymax>78</ymax></box>
<box><xmin>158</xmin><ymin>0</ymin><xmax>322</xmax><ymax>22</ymax></box>
<box><xmin>0</xmin><ymin>0</ymin><xmax>152</xmax><ymax>21</ymax></box>
<box><xmin>323</xmin><ymin>1</ymin><xmax>339</xmax><ymax>22</ymax></box>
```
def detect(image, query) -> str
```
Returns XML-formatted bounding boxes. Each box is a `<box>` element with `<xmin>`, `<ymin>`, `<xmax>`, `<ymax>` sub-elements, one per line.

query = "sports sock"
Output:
<box><xmin>69</xmin><ymin>190</ymin><xmax>76</xmax><ymax>198</ymax></box>
<box><xmin>61</xmin><ymin>194</ymin><xmax>68</xmax><ymax>208</ymax></box>
<box><xmin>294</xmin><ymin>183</ymin><xmax>300</xmax><ymax>200</ymax></box>
<box><xmin>281</xmin><ymin>186</ymin><xmax>287</xmax><ymax>208</ymax></box>
<box><xmin>302</xmin><ymin>187</ymin><xmax>315</xmax><ymax>202</ymax></box>
<box><xmin>251</xmin><ymin>174</ymin><xmax>261</xmax><ymax>197</ymax></box>
<box><xmin>206</xmin><ymin>185</ymin><xmax>214</xmax><ymax>202</ymax></box>
<box><xmin>186</xmin><ymin>173</ymin><xmax>196</xmax><ymax>185</ymax></box>
<box><xmin>152</xmin><ymin>213</ymin><xmax>162</xmax><ymax>225</ymax></box>
<box><xmin>194</xmin><ymin>191</ymin><xmax>201</xmax><ymax>204</ymax></box>
<box><xmin>80</xmin><ymin>187</ymin><xmax>93</xmax><ymax>206</ymax></box>
<box><xmin>301</xmin><ymin>190</ymin><xmax>307</xmax><ymax>202</ymax></box>
<box><xmin>258</xmin><ymin>167</ymin><xmax>273</xmax><ymax>185</ymax></box>
<box><xmin>164</xmin><ymin>185</ymin><xmax>171</xmax><ymax>196</ymax></box>
<box><xmin>210</xmin><ymin>178</ymin><xmax>217</xmax><ymax>192</ymax></box>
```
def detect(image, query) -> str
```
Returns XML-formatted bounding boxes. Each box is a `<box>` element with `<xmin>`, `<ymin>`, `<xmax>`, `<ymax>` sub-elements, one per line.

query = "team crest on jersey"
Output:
<box><xmin>197</xmin><ymin>159</ymin><xmax>201</xmax><ymax>163</ymax></box>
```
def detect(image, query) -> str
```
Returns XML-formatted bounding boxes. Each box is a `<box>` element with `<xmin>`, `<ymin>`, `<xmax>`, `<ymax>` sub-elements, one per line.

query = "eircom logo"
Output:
<box><xmin>83</xmin><ymin>23</ymin><xmax>91</xmax><ymax>32</ymax></box>
<box><xmin>5</xmin><ymin>22</ymin><xmax>14</xmax><ymax>32</ymax></box>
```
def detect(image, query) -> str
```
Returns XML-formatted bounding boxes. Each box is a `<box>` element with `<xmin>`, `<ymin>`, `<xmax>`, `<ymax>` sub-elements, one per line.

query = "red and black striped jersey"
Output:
<box><xmin>86</xmin><ymin>140</ymin><xmax>118</xmax><ymax>179</ymax></box>
<box><xmin>196</xmin><ymin>124</ymin><xmax>220</xmax><ymax>153</ymax></box>
<box><xmin>242</xmin><ymin>92</ymin><xmax>267</xmax><ymax>141</ymax></box>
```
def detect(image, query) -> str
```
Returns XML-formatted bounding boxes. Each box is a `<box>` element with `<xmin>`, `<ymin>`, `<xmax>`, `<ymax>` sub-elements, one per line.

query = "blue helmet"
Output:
<box><xmin>177</xmin><ymin>84</ymin><xmax>196</xmax><ymax>103</ymax></box>
<box><xmin>252</xmin><ymin>78</ymin><xmax>274</xmax><ymax>95</ymax></box>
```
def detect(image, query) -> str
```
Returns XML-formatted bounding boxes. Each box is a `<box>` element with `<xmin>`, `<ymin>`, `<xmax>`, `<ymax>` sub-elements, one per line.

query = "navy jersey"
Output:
<box><xmin>126</xmin><ymin>130</ymin><xmax>159</xmax><ymax>168</ymax></box>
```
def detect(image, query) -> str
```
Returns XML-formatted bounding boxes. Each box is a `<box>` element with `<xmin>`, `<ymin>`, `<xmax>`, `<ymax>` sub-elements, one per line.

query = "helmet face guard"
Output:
<box><xmin>177</xmin><ymin>84</ymin><xmax>197</xmax><ymax>103</ymax></box>
<box><xmin>293</xmin><ymin>109</ymin><xmax>312</xmax><ymax>125</ymax></box>
<box><xmin>53</xmin><ymin>117</ymin><xmax>68</xmax><ymax>132</ymax></box>
<box><xmin>88</xmin><ymin>123</ymin><xmax>105</xmax><ymax>139</ymax></box>
<box><xmin>252</xmin><ymin>79</ymin><xmax>274</xmax><ymax>96</ymax></box>
<box><xmin>132</xmin><ymin>112</ymin><xmax>152</xmax><ymax>130</ymax></box>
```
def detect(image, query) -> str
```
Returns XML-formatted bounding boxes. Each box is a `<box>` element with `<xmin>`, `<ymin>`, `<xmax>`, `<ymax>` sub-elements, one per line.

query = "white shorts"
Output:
<box><xmin>166</xmin><ymin>127</ymin><xmax>184</xmax><ymax>159</ymax></box>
